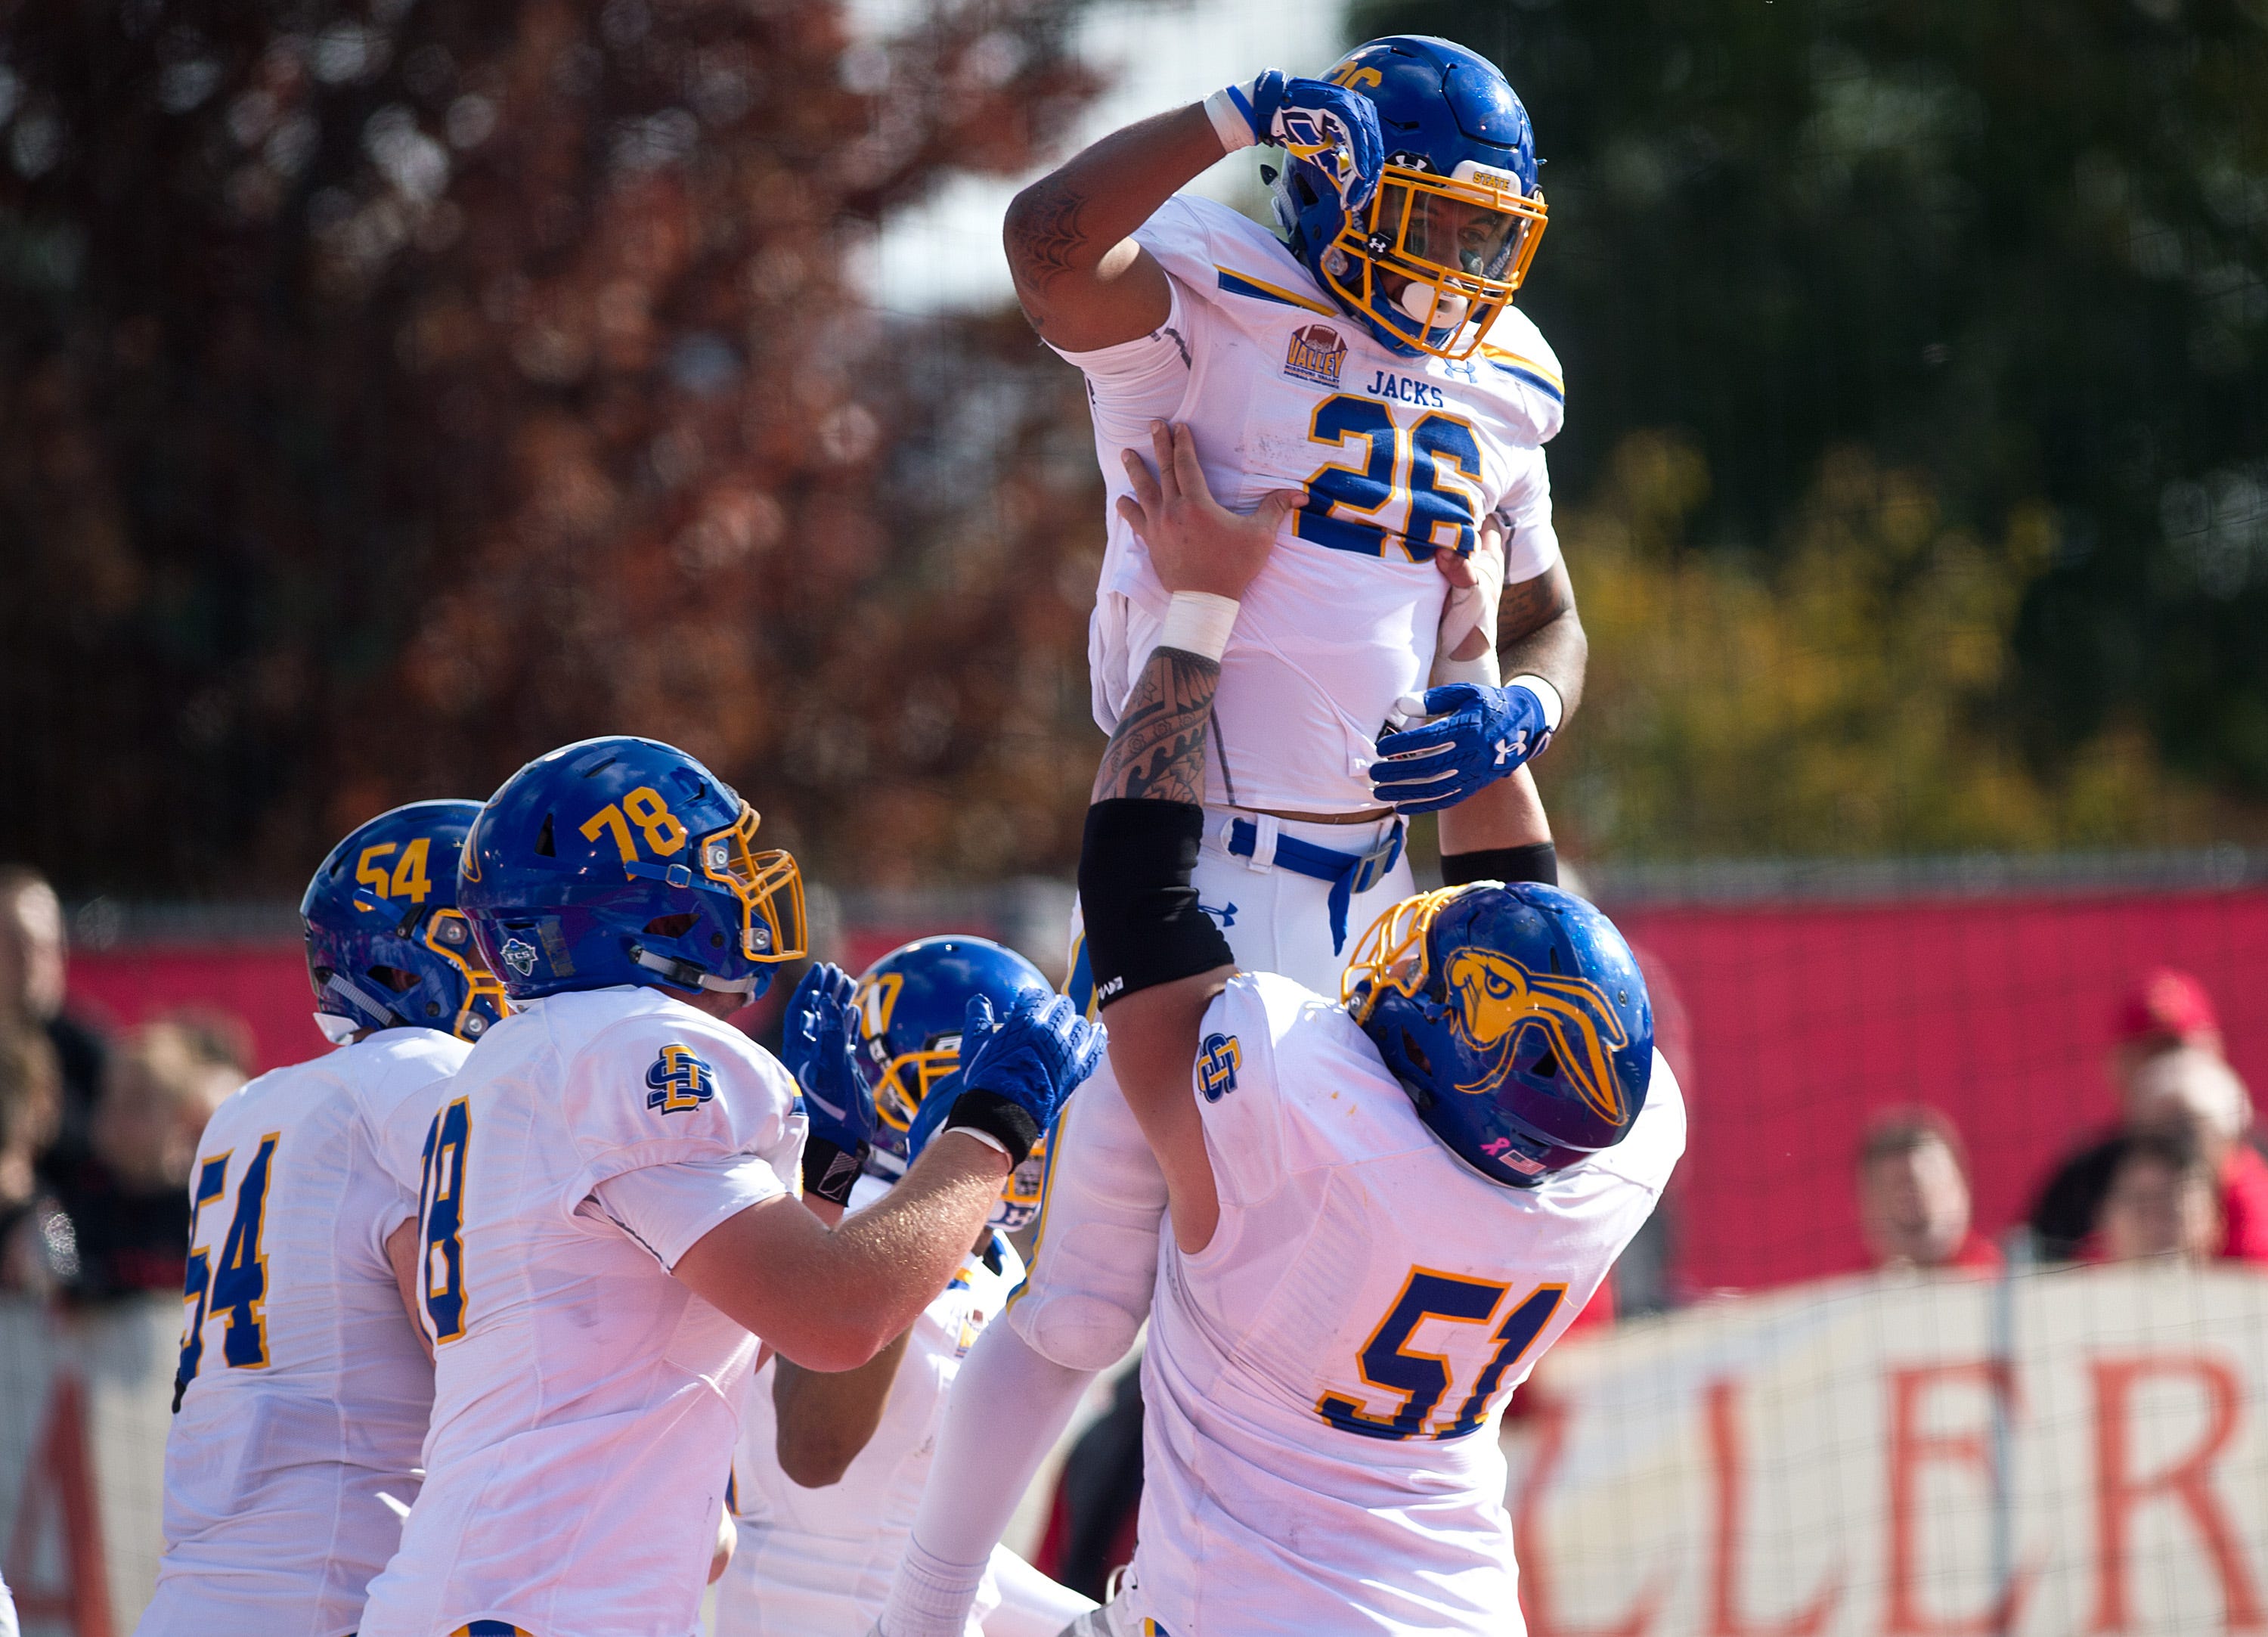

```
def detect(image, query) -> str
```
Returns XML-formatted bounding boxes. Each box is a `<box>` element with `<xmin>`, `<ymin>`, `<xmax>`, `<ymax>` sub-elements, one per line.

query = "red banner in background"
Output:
<box><xmin>67</xmin><ymin>889</ymin><xmax>2268</xmax><ymax>1297</ymax></box>
<box><xmin>1618</xmin><ymin>890</ymin><xmax>2268</xmax><ymax>1293</ymax></box>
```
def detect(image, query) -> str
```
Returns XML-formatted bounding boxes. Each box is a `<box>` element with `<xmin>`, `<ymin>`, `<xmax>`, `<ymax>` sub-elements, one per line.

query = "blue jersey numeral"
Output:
<box><xmin>1315</xmin><ymin>1270</ymin><xmax>1567</xmax><ymax>1441</ymax></box>
<box><xmin>1296</xmin><ymin>395</ymin><xmax>1483</xmax><ymax>563</ymax></box>
<box><xmin>174</xmin><ymin>1135</ymin><xmax>279</xmax><ymax>1408</ymax></box>
<box><xmin>419</xmin><ymin>1097</ymin><xmax>472</xmax><ymax>1342</ymax></box>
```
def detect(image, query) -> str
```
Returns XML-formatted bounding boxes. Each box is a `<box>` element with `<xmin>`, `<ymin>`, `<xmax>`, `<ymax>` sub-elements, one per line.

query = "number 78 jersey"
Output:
<box><xmin>1066</xmin><ymin>194</ymin><xmax>1569</xmax><ymax>815</ymax></box>
<box><xmin>1129</xmin><ymin>973</ymin><xmax>1684</xmax><ymax>1636</ymax></box>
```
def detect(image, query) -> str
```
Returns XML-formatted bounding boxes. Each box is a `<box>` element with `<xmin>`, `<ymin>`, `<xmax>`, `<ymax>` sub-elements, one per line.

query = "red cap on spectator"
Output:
<box><xmin>2115</xmin><ymin>969</ymin><xmax>2220</xmax><ymax>1046</ymax></box>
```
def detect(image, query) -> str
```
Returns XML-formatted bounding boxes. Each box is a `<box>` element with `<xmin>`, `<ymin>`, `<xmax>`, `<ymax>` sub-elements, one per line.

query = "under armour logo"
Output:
<box><xmin>1492</xmin><ymin>736</ymin><xmax>1522</xmax><ymax>767</ymax></box>
<box><xmin>1200</xmin><ymin>901</ymin><xmax>1239</xmax><ymax>929</ymax></box>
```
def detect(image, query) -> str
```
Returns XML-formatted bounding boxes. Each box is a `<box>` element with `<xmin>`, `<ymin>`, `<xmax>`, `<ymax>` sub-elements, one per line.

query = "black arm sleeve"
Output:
<box><xmin>1442</xmin><ymin>842</ymin><xmax>1557</xmax><ymax>888</ymax></box>
<box><xmin>1076</xmin><ymin>799</ymin><xmax>1234</xmax><ymax>1008</ymax></box>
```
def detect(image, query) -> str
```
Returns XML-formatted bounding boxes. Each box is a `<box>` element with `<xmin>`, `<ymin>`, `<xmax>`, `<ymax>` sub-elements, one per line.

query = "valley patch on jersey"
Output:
<box><xmin>1124</xmin><ymin>972</ymin><xmax>1685</xmax><ymax>1637</ymax></box>
<box><xmin>1067</xmin><ymin>194</ymin><xmax>1567</xmax><ymax>814</ymax></box>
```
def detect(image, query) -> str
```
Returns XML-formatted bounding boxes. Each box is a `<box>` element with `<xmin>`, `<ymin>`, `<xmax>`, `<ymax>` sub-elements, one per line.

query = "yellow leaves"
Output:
<box><xmin>1546</xmin><ymin>435</ymin><xmax>2206</xmax><ymax>858</ymax></box>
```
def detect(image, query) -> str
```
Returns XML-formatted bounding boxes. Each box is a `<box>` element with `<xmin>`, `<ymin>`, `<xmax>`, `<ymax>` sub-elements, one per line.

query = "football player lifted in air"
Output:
<box><xmin>1073</xmin><ymin>437</ymin><xmax>1682</xmax><ymax>1633</ymax></box>
<box><xmin>881</xmin><ymin>37</ymin><xmax>1590</xmax><ymax>1632</ymax></box>
<box><xmin>715</xmin><ymin>936</ymin><xmax>1095</xmax><ymax>1637</ymax></box>
<box><xmin>143</xmin><ymin>801</ymin><xmax>507</xmax><ymax>1636</ymax></box>
<box><xmin>355</xmin><ymin>738</ymin><xmax>1101</xmax><ymax>1637</ymax></box>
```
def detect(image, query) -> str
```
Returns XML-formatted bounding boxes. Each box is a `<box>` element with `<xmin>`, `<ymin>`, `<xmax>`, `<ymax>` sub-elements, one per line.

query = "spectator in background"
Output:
<box><xmin>59</xmin><ymin>1019</ymin><xmax>240</xmax><ymax>1301</ymax></box>
<box><xmin>2028</xmin><ymin>968</ymin><xmax>2265</xmax><ymax>1260</ymax></box>
<box><xmin>1857</xmin><ymin>1108</ymin><xmax>2002</xmax><ymax>1273</ymax></box>
<box><xmin>2096</xmin><ymin>1130</ymin><xmax>2224</xmax><ymax>1266</ymax></box>
<box><xmin>0</xmin><ymin>1029</ymin><xmax>75</xmax><ymax>1295</ymax></box>
<box><xmin>0</xmin><ymin>868</ymin><xmax>107</xmax><ymax>1180</ymax></box>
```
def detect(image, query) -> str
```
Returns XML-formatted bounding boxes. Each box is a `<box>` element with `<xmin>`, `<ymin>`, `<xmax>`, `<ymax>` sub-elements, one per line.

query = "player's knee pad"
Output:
<box><xmin>1008</xmin><ymin>1064</ymin><xmax>1166</xmax><ymax>1372</ymax></box>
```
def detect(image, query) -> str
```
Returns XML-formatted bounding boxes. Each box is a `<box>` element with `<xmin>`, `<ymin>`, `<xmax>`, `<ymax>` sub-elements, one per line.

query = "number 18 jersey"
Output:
<box><xmin>1063</xmin><ymin>194</ymin><xmax>1569</xmax><ymax>815</ymax></box>
<box><xmin>144</xmin><ymin>1026</ymin><xmax>466</xmax><ymax>1637</ymax></box>
<box><xmin>1127</xmin><ymin>973</ymin><xmax>1684</xmax><ymax>1636</ymax></box>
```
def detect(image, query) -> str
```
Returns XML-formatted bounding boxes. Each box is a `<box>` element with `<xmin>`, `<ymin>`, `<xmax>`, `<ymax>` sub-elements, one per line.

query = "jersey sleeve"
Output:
<box><xmin>1495</xmin><ymin>446</ymin><xmax>1560</xmax><ymax>584</ymax></box>
<box><xmin>1473</xmin><ymin>305</ymin><xmax>1566</xmax><ymax>446</ymax></box>
<box><xmin>1188</xmin><ymin>975</ymin><xmax>1296</xmax><ymax>1212</ymax></box>
<box><xmin>558</xmin><ymin>1010</ymin><xmax>804</xmax><ymax>1214</ymax></box>
<box><xmin>1045</xmin><ymin>273</ymin><xmax>1200</xmax><ymax>450</ymax></box>
<box><xmin>584</xmin><ymin>1149</ymin><xmax>789</xmax><ymax>1269</ymax></box>
<box><xmin>352</xmin><ymin>1031</ymin><xmax>473</xmax><ymax>1250</ymax></box>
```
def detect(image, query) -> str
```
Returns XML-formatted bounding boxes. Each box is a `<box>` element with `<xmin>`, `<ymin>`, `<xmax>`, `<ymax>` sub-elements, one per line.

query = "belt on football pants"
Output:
<box><xmin>1223</xmin><ymin>814</ymin><xmax>1406</xmax><ymax>955</ymax></box>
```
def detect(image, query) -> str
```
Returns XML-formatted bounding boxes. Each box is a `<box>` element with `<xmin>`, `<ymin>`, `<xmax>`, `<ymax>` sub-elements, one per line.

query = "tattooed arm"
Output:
<box><xmin>1082</xmin><ymin>420</ymin><xmax>1292</xmax><ymax>1251</ymax></box>
<box><xmin>1002</xmin><ymin>105</ymin><xmax>1225</xmax><ymax>352</ymax></box>
<box><xmin>1498</xmin><ymin>558</ymin><xmax>1588</xmax><ymax>721</ymax></box>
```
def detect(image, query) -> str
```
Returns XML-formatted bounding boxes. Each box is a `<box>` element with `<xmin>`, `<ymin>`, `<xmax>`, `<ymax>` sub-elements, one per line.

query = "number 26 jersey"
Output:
<box><xmin>1061</xmin><ymin>194</ymin><xmax>1570</xmax><ymax>815</ymax></box>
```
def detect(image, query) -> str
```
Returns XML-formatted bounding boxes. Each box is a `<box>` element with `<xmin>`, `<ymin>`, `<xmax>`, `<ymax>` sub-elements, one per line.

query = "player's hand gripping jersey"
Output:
<box><xmin>1126</xmin><ymin>974</ymin><xmax>1684</xmax><ymax>1637</ymax></box>
<box><xmin>720</xmin><ymin>1180</ymin><xmax>1031</xmax><ymax>1637</ymax></box>
<box><xmin>1070</xmin><ymin>194</ymin><xmax>1566</xmax><ymax>816</ymax></box>
<box><xmin>143</xmin><ymin>1027</ymin><xmax>467</xmax><ymax>1637</ymax></box>
<box><xmin>356</xmin><ymin>987</ymin><xmax>804</xmax><ymax>1637</ymax></box>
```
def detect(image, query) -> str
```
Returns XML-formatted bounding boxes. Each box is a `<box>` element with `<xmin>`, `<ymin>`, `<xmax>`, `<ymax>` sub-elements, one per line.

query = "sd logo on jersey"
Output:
<box><xmin>645</xmin><ymin>1044</ymin><xmax>717</xmax><ymax>1115</ymax></box>
<box><xmin>1198</xmin><ymin>1032</ymin><xmax>1241</xmax><ymax>1102</ymax></box>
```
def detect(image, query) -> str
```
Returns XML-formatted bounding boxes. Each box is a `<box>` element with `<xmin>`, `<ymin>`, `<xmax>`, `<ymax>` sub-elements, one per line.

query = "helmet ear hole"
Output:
<box><xmin>534</xmin><ymin>814</ymin><xmax>556</xmax><ymax>857</ymax></box>
<box><xmin>644</xmin><ymin>913</ymin><xmax>699</xmax><ymax>938</ymax></box>
<box><xmin>367</xmin><ymin>965</ymin><xmax>423</xmax><ymax>994</ymax></box>
<box><xmin>1529</xmin><ymin>1045</ymin><xmax>1560</xmax><ymax>1080</ymax></box>
<box><xmin>1401</xmin><ymin>1030</ymin><xmax>1433</xmax><ymax>1078</ymax></box>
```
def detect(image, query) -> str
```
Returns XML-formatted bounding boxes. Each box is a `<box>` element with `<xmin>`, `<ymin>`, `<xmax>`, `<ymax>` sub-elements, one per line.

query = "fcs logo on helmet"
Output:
<box><xmin>1343</xmin><ymin>881</ymin><xmax>1653</xmax><ymax>1189</ymax></box>
<box><xmin>302</xmin><ymin>799</ymin><xmax>510</xmax><ymax>1044</ymax></box>
<box><xmin>456</xmin><ymin>736</ymin><xmax>805</xmax><ymax>1003</ymax></box>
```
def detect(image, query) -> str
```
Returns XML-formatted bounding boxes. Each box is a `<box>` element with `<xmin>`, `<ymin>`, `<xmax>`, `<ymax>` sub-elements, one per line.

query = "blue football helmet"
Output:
<box><xmin>1271</xmin><ymin>36</ymin><xmax>1548</xmax><ymax>361</ymax></box>
<box><xmin>457</xmin><ymin>736</ymin><xmax>805</xmax><ymax>1002</ymax></box>
<box><xmin>302</xmin><ymin>800</ymin><xmax>509</xmax><ymax>1042</ymax></box>
<box><xmin>853</xmin><ymin>935</ymin><xmax>1055</xmax><ymax>1230</ymax></box>
<box><xmin>1343</xmin><ymin>882</ymin><xmax>1651</xmax><ymax>1188</ymax></box>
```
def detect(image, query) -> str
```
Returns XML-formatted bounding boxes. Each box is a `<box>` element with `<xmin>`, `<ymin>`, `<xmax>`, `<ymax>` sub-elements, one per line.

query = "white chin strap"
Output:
<box><xmin>1398</xmin><ymin>281</ymin><xmax>1470</xmax><ymax>330</ymax></box>
<box><xmin>313</xmin><ymin>1011</ymin><xmax>363</xmax><ymax>1046</ymax></box>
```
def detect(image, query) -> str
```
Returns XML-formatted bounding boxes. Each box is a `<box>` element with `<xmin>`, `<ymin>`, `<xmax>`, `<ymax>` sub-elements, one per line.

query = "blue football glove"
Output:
<box><xmin>906</xmin><ymin>991</ymin><xmax>1103</xmax><ymax>1165</ymax></box>
<box><xmin>1369</xmin><ymin>682</ymin><xmax>1556</xmax><ymax>815</ymax></box>
<box><xmin>1224</xmin><ymin>70</ymin><xmax>1383</xmax><ymax>212</ymax></box>
<box><xmin>782</xmin><ymin>962</ymin><xmax>873</xmax><ymax>1204</ymax></box>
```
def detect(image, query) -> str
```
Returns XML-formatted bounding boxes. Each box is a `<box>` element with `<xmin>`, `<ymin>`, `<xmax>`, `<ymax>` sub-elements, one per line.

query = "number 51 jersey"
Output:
<box><xmin>144</xmin><ymin>1026</ymin><xmax>467</xmax><ymax>1637</ymax></box>
<box><xmin>1064</xmin><ymin>194</ymin><xmax>1569</xmax><ymax>815</ymax></box>
<box><xmin>1129</xmin><ymin>972</ymin><xmax>1685</xmax><ymax>1636</ymax></box>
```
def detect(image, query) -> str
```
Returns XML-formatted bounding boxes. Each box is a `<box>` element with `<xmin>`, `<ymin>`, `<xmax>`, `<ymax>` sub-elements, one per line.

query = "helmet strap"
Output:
<box><xmin>631</xmin><ymin>944</ymin><xmax>756</xmax><ymax>996</ymax></box>
<box><xmin>323</xmin><ymin>970</ymin><xmax>407</xmax><ymax>1029</ymax></box>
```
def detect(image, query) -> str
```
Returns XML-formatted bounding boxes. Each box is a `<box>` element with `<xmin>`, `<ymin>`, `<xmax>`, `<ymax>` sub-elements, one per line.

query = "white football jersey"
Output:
<box><xmin>717</xmin><ymin>1177</ymin><xmax>1024</xmax><ymax>1637</ymax></box>
<box><xmin>141</xmin><ymin>1027</ymin><xmax>466</xmax><ymax>1637</ymax></box>
<box><xmin>1065</xmin><ymin>194</ymin><xmax>1568</xmax><ymax>814</ymax></box>
<box><xmin>357</xmin><ymin>985</ymin><xmax>804</xmax><ymax>1637</ymax></box>
<box><xmin>1126</xmin><ymin>973</ymin><xmax>1684</xmax><ymax>1636</ymax></box>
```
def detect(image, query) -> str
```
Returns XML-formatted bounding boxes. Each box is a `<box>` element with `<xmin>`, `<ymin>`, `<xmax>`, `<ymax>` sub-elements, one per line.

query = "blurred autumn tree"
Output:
<box><xmin>1357</xmin><ymin>0</ymin><xmax>2268</xmax><ymax>851</ymax></box>
<box><xmin>0</xmin><ymin>0</ymin><xmax>1104</xmax><ymax>895</ymax></box>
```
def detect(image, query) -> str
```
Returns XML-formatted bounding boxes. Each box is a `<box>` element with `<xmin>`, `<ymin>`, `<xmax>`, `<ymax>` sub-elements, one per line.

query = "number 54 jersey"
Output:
<box><xmin>1129</xmin><ymin>973</ymin><xmax>1685</xmax><ymax>1636</ymax></box>
<box><xmin>144</xmin><ymin>1026</ymin><xmax>468</xmax><ymax>1637</ymax></box>
<box><xmin>1063</xmin><ymin>194</ymin><xmax>1569</xmax><ymax>815</ymax></box>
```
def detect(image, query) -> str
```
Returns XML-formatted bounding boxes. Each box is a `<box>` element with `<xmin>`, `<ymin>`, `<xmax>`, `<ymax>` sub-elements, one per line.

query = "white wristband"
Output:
<box><xmin>1157</xmin><ymin>591</ymin><xmax>1240</xmax><ymax>662</ymax></box>
<box><xmin>1204</xmin><ymin>85</ymin><xmax>1257</xmax><ymax>153</ymax></box>
<box><xmin>943</xmin><ymin>1124</ymin><xmax>1012</xmax><ymax>1159</ymax></box>
<box><xmin>1507</xmin><ymin>673</ymin><xmax>1566</xmax><ymax>733</ymax></box>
